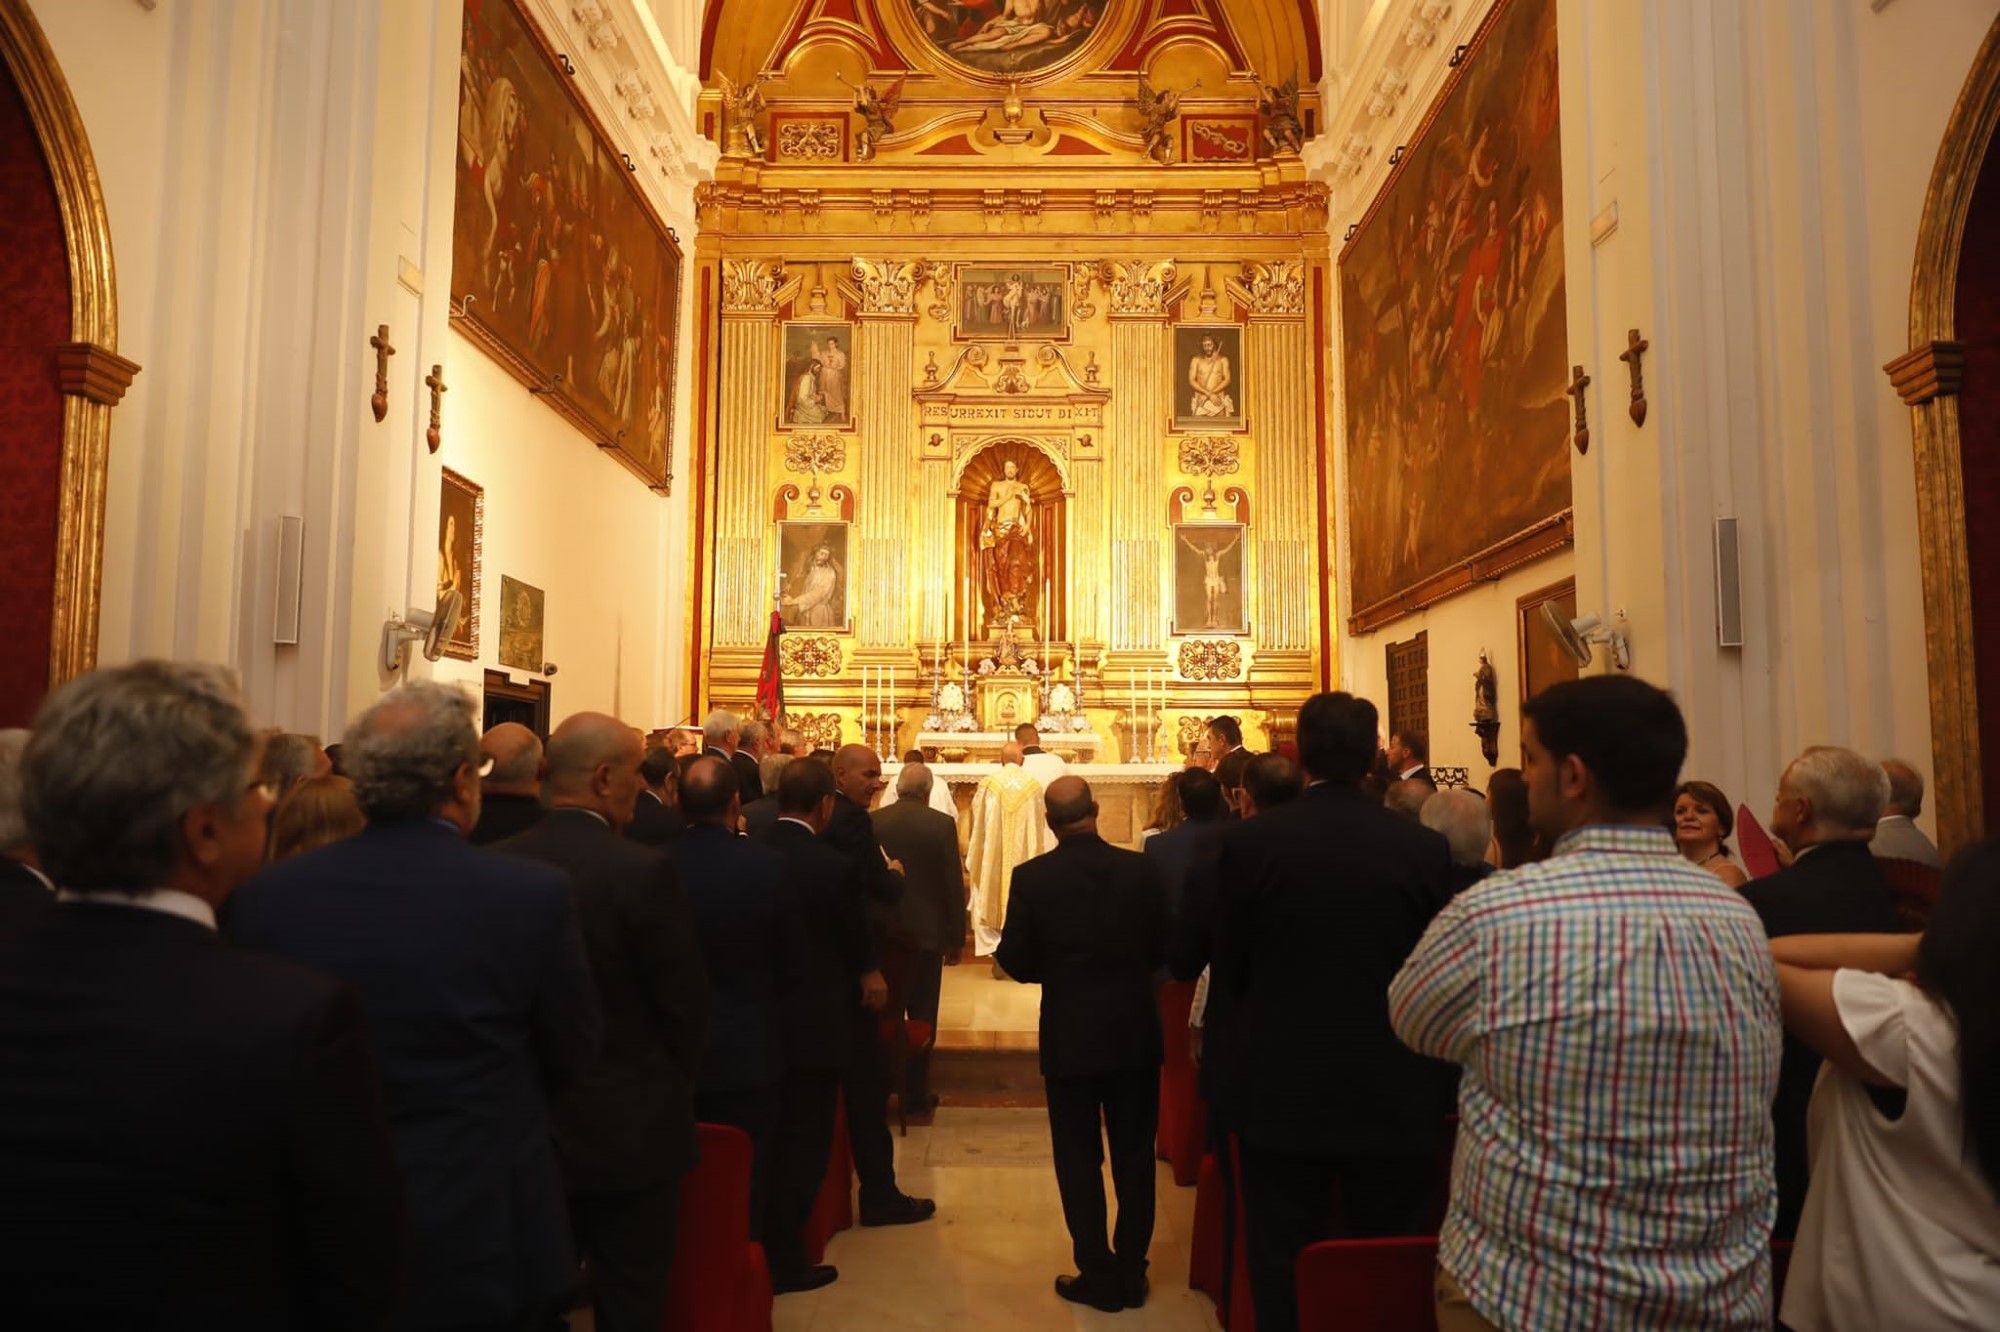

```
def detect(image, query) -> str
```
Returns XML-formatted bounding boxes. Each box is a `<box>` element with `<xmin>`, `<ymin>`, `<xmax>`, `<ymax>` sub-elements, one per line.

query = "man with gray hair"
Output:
<box><xmin>1420</xmin><ymin>787</ymin><xmax>1494</xmax><ymax>902</ymax></box>
<box><xmin>231</xmin><ymin>679</ymin><xmax>601</xmax><ymax>1328</ymax></box>
<box><xmin>1746</xmin><ymin>744</ymin><xmax>1907</xmax><ymax>1238</ymax></box>
<box><xmin>703</xmin><ymin>707</ymin><xmax>766</xmax><ymax>801</ymax></box>
<box><xmin>873</xmin><ymin>760</ymin><xmax>969</xmax><ymax>1119</ymax></box>
<box><xmin>0</xmin><ymin>727</ymin><xmax>53</xmax><ymax>935</ymax></box>
<box><xmin>0</xmin><ymin>661</ymin><xmax>400</xmax><ymax>1326</ymax></box>
<box><xmin>1871</xmin><ymin>757</ymin><xmax>1943</xmax><ymax>868</ymax></box>
<box><xmin>471</xmin><ymin>720</ymin><xmax>544</xmax><ymax>844</ymax></box>
<box><xmin>1384</xmin><ymin>777</ymin><xmax>1436</xmax><ymax>821</ymax></box>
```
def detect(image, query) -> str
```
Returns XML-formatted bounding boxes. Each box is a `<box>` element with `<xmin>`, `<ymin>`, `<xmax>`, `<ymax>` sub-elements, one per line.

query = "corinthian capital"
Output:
<box><xmin>1240</xmin><ymin>260</ymin><xmax>1306</xmax><ymax>317</ymax></box>
<box><xmin>721</xmin><ymin>258</ymin><xmax>784</xmax><ymax>314</ymax></box>
<box><xmin>1107</xmin><ymin>259</ymin><xmax>1178</xmax><ymax>318</ymax></box>
<box><xmin>851</xmin><ymin>257</ymin><xmax>921</xmax><ymax>316</ymax></box>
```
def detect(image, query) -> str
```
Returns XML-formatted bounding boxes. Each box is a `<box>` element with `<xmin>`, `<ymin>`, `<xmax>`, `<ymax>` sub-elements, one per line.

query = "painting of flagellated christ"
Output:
<box><xmin>1338</xmin><ymin>0</ymin><xmax>1569</xmax><ymax>620</ymax></box>
<box><xmin>452</xmin><ymin>0</ymin><xmax>682</xmax><ymax>489</ymax></box>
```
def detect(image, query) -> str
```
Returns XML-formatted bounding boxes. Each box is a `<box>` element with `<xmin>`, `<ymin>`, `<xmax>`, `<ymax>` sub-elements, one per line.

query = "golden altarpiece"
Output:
<box><xmin>687</xmin><ymin>0</ymin><xmax>1335</xmax><ymax>784</ymax></box>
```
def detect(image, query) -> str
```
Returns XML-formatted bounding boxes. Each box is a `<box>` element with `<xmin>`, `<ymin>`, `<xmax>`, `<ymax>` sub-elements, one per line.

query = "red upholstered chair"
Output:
<box><xmin>1189</xmin><ymin>1150</ymin><xmax>1225</xmax><ymax>1303</ymax></box>
<box><xmin>803</xmin><ymin>1095</ymin><xmax>854</xmax><ymax>1265</ymax></box>
<box><xmin>1295</xmin><ymin>1237</ymin><xmax>1440</xmax><ymax>1332</ymax></box>
<box><xmin>1877</xmin><ymin>856</ymin><xmax>1944</xmax><ymax>930</ymax></box>
<box><xmin>1156</xmin><ymin>980</ymin><xmax>1206</xmax><ymax>1184</ymax></box>
<box><xmin>663</xmin><ymin>1123</ymin><xmax>774</xmax><ymax>1332</ymax></box>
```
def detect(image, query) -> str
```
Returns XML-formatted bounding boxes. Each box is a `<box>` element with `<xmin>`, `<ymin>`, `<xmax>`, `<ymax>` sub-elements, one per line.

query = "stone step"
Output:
<box><xmin>928</xmin><ymin>1041</ymin><xmax>1045</xmax><ymax>1107</ymax></box>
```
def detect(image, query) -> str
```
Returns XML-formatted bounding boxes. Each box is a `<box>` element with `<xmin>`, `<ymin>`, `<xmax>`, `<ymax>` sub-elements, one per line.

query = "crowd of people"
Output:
<box><xmin>2</xmin><ymin>660</ymin><xmax>1997</xmax><ymax>1331</ymax></box>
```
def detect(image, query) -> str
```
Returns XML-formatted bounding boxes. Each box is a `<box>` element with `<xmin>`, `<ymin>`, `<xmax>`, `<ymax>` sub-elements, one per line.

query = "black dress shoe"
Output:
<box><xmin>772</xmin><ymin>1264</ymin><xmax>838</xmax><ymax>1294</ymax></box>
<box><xmin>1054</xmin><ymin>1274</ymin><xmax>1124</xmax><ymax>1313</ymax></box>
<box><xmin>1120</xmin><ymin>1273</ymin><xmax>1150</xmax><ymax>1309</ymax></box>
<box><xmin>858</xmin><ymin>1192</ymin><xmax>936</xmax><ymax>1226</ymax></box>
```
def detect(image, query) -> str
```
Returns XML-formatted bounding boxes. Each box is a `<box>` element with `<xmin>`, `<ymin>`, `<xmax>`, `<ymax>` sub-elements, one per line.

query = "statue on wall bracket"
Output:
<box><xmin>978</xmin><ymin>459</ymin><xmax>1037</xmax><ymax>626</ymax></box>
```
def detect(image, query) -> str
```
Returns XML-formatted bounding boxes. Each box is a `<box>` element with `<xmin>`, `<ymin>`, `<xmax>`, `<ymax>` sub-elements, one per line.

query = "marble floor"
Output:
<box><xmin>936</xmin><ymin>957</ymin><xmax>1041</xmax><ymax>1045</ymax></box>
<box><xmin>774</xmin><ymin>1107</ymin><xmax>1222</xmax><ymax>1332</ymax></box>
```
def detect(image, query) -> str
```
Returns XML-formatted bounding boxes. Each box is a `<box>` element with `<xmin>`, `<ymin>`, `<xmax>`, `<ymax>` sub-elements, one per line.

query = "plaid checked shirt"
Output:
<box><xmin>1389</xmin><ymin>825</ymin><xmax>1780</xmax><ymax>1331</ymax></box>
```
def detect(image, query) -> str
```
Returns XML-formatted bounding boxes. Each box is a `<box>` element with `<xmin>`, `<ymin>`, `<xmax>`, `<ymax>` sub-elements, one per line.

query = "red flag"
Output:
<box><xmin>754</xmin><ymin>610</ymin><xmax>784</xmax><ymax>720</ymax></box>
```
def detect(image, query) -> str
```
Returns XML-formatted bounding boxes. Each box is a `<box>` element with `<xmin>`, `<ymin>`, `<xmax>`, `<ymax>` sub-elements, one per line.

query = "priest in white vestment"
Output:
<box><xmin>966</xmin><ymin>742</ymin><xmax>1047</xmax><ymax>956</ymax></box>
<box><xmin>1014</xmin><ymin>721</ymin><xmax>1068</xmax><ymax>796</ymax></box>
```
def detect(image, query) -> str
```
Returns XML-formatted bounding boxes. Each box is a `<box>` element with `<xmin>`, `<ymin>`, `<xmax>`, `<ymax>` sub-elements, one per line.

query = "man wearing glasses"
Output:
<box><xmin>231</xmin><ymin>679</ymin><xmax>602</xmax><ymax>1332</ymax></box>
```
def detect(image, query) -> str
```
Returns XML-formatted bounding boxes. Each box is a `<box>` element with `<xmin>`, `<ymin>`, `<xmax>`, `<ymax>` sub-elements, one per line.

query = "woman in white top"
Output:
<box><xmin>1770</xmin><ymin>842</ymin><xmax>2000</xmax><ymax>1331</ymax></box>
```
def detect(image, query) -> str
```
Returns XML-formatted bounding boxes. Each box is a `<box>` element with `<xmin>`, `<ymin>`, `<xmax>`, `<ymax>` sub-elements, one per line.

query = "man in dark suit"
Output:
<box><xmin>1387</xmin><ymin>730</ymin><xmax>1434</xmax><ymax>789</ymax></box>
<box><xmin>702</xmin><ymin>709</ymin><xmax>764</xmax><ymax>803</ymax></box>
<box><xmin>826</xmin><ymin>744</ymin><xmax>935</xmax><ymax>1226</ymax></box>
<box><xmin>1145</xmin><ymin>766</ymin><xmax>1225</xmax><ymax>922</ymax></box>
<box><xmin>0</xmin><ymin>727</ymin><xmax>55</xmax><ymax>938</ymax></box>
<box><xmin>740</xmin><ymin>753</ymin><xmax>790</xmax><ymax>840</ymax></box>
<box><xmin>1205</xmin><ymin>715</ymin><xmax>1246</xmax><ymax>770</ymax></box>
<box><xmin>997</xmin><ymin>776</ymin><xmax>1170</xmax><ymax>1312</ymax></box>
<box><xmin>673</xmin><ymin>756</ymin><xmax>793</xmax><ymax>1230</ymax></box>
<box><xmin>497</xmin><ymin>714</ymin><xmax>707</xmax><ymax>1332</ymax></box>
<box><xmin>231</xmin><ymin>681</ymin><xmax>601</xmax><ymax>1331</ymax></box>
<box><xmin>1745</xmin><ymin>744</ymin><xmax>1907</xmax><ymax>1238</ymax></box>
<box><xmin>1218</xmin><ymin>691</ymin><xmax>1454</xmax><ymax>1332</ymax></box>
<box><xmin>2</xmin><ymin>661</ymin><xmax>402</xmax><ymax>1329</ymax></box>
<box><xmin>871</xmin><ymin>761</ymin><xmax>967</xmax><ymax>1118</ymax></box>
<box><xmin>624</xmin><ymin>744</ymin><xmax>684</xmax><ymax>847</ymax></box>
<box><xmin>757</xmin><ymin>758</ymin><xmax>869</xmax><ymax>1293</ymax></box>
<box><xmin>470</xmin><ymin>720</ymin><xmax>545</xmax><ymax>844</ymax></box>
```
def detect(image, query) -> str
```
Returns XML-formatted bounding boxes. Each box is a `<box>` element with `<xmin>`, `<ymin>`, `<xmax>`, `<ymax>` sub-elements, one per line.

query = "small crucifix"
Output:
<box><xmin>1566</xmin><ymin>363</ymin><xmax>1592</xmax><ymax>456</ymax></box>
<box><xmin>424</xmin><ymin>364</ymin><xmax>447</xmax><ymax>453</ymax></box>
<box><xmin>369</xmin><ymin>324</ymin><xmax>395</xmax><ymax>423</ymax></box>
<box><xmin>1619</xmin><ymin>328</ymin><xmax>1650</xmax><ymax>427</ymax></box>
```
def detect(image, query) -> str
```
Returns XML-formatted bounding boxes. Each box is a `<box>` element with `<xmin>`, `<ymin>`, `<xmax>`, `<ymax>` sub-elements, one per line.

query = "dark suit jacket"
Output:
<box><xmin>824</xmin><ymin>792</ymin><xmax>906</xmax><ymax>959</ymax></box>
<box><xmin>741</xmin><ymin>795</ymin><xmax>781</xmax><ymax>842</ymax></box>
<box><xmin>625</xmin><ymin>789</ymin><xmax>684</xmax><ymax>847</ymax></box>
<box><xmin>1144</xmin><ymin>817</ymin><xmax>1224</xmax><ymax>924</ymax></box>
<box><xmin>1442</xmin><ymin>860</ymin><xmax>1493</xmax><ymax>904</ymax></box>
<box><xmin>470</xmin><ymin>791</ymin><xmax>544</xmax><ymax>846</ymax></box>
<box><xmin>708</xmin><ymin>748</ymin><xmax>763</xmax><ymax>803</ymax></box>
<box><xmin>0</xmin><ymin>901</ymin><xmax>402</xmax><ymax>1331</ymax></box>
<box><xmin>995</xmin><ymin>833</ymin><xmax>1169</xmax><ymax>1080</ymax></box>
<box><xmin>0</xmin><ymin>856</ymin><xmax>53</xmax><ymax>939</ymax></box>
<box><xmin>1742</xmin><ymin>839</ymin><xmax>1906</xmax><ymax>1229</ymax></box>
<box><xmin>672</xmin><ymin>824</ymin><xmax>793</xmax><ymax>1092</ymax></box>
<box><xmin>758</xmin><ymin>818</ymin><xmax>867</xmax><ymax>1072</ymax></box>
<box><xmin>229</xmin><ymin>820</ymin><xmax>600</xmax><ymax>1329</ymax></box>
<box><xmin>1217</xmin><ymin>781</ymin><xmax>1454</xmax><ymax>1156</ymax></box>
<box><xmin>497</xmin><ymin>808</ymin><xmax>708</xmax><ymax>1189</ymax></box>
<box><xmin>872</xmin><ymin>796</ymin><xmax>965</xmax><ymax>954</ymax></box>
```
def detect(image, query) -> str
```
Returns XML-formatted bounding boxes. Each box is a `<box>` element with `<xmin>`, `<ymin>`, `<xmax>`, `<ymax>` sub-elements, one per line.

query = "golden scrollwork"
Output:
<box><xmin>777</xmin><ymin>119</ymin><xmax>843</xmax><ymax>160</ymax></box>
<box><xmin>721</xmin><ymin>257</ymin><xmax>784</xmax><ymax>312</ymax></box>
<box><xmin>1178</xmin><ymin>639</ymin><xmax>1244</xmax><ymax>681</ymax></box>
<box><xmin>1176</xmin><ymin>714</ymin><xmax>1220</xmax><ymax>757</ymax></box>
<box><xmin>1178</xmin><ymin>435</ymin><xmax>1240</xmax><ymax>477</ymax></box>
<box><xmin>790</xmin><ymin>712</ymin><xmax>845</xmax><ymax>752</ymax></box>
<box><xmin>851</xmin><ymin>257</ymin><xmax>920</xmax><ymax>316</ymax></box>
<box><xmin>780</xmin><ymin>635</ymin><xmax>843</xmax><ymax>677</ymax></box>
<box><xmin>1107</xmin><ymin>258</ymin><xmax>1178</xmax><ymax>317</ymax></box>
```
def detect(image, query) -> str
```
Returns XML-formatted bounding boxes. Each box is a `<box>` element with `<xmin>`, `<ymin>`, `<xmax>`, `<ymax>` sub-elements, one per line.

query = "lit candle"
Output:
<box><xmin>888</xmin><ymin>666</ymin><xmax>896</xmax><ymax>752</ymax></box>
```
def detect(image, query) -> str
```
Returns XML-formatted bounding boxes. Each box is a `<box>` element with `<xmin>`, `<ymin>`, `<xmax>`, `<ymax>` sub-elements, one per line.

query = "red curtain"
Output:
<box><xmin>0</xmin><ymin>64</ymin><xmax>71</xmax><ymax>726</ymax></box>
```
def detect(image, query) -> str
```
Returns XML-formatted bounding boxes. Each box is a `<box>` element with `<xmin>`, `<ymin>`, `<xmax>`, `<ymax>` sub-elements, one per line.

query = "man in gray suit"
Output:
<box><xmin>871</xmin><ymin>762</ymin><xmax>967</xmax><ymax>1119</ymax></box>
<box><xmin>1871</xmin><ymin>758</ymin><xmax>1943</xmax><ymax>868</ymax></box>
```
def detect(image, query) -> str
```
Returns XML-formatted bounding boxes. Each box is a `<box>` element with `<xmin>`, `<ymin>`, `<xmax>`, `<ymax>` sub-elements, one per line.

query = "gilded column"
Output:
<box><xmin>1241</xmin><ymin>261</ymin><xmax>1313</xmax><ymax>651</ymax></box>
<box><xmin>851</xmin><ymin>259</ymin><xmax>920</xmax><ymax>647</ymax></box>
<box><xmin>1107</xmin><ymin>259</ymin><xmax>1176</xmax><ymax>652</ymax></box>
<box><xmin>714</xmin><ymin>259</ymin><xmax>783</xmax><ymax>647</ymax></box>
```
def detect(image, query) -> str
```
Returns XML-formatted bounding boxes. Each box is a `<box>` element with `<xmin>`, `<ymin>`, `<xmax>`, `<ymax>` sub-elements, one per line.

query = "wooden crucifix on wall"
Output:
<box><xmin>1620</xmin><ymin>328</ymin><xmax>1650</xmax><ymax>426</ymax></box>
<box><xmin>369</xmin><ymin>324</ymin><xmax>395</xmax><ymax>423</ymax></box>
<box><xmin>1566</xmin><ymin>363</ymin><xmax>1591</xmax><ymax>455</ymax></box>
<box><xmin>425</xmin><ymin>365</ymin><xmax>447</xmax><ymax>453</ymax></box>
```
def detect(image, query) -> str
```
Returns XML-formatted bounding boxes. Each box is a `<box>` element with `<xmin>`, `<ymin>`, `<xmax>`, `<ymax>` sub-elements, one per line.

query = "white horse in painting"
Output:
<box><xmin>459</xmin><ymin>64</ymin><xmax>521</xmax><ymax>289</ymax></box>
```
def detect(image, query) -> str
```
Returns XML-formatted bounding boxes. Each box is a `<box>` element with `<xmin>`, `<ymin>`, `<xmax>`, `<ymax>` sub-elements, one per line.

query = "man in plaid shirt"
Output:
<box><xmin>1390</xmin><ymin>676</ymin><xmax>1780</xmax><ymax>1331</ymax></box>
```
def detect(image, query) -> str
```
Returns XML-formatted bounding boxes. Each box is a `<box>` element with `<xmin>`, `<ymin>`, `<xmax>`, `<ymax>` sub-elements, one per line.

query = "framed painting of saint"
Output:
<box><xmin>498</xmin><ymin>575</ymin><xmax>546</xmax><ymax>673</ymax></box>
<box><xmin>437</xmin><ymin>469</ymin><xmax>482</xmax><ymax>661</ymax></box>
<box><xmin>778</xmin><ymin>322</ymin><xmax>854</xmax><ymax>429</ymax></box>
<box><xmin>1172</xmin><ymin>523</ymin><xmax>1249</xmax><ymax>636</ymax></box>
<box><xmin>1172</xmin><ymin>325</ymin><xmax>1246</xmax><ymax>432</ymax></box>
<box><xmin>777</xmin><ymin>522</ymin><xmax>850</xmax><ymax>631</ymax></box>
<box><xmin>953</xmin><ymin>265</ymin><xmax>1070</xmax><ymax>342</ymax></box>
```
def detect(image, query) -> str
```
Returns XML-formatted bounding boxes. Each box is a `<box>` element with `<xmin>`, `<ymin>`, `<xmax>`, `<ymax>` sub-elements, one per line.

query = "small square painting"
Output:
<box><xmin>498</xmin><ymin>575</ymin><xmax>546</xmax><ymax>672</ymax></box>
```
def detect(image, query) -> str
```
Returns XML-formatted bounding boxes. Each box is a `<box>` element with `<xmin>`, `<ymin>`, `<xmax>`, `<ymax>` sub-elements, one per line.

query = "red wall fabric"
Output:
<box><xmin>0</xmin><ymin>64</ymin><xmax>71</xmax><ymax>727</ymax></box>
<box><xmin>1953</xmin><ymin>141</ymin><xmax>2000</xmax><ymax>832</ymax></box>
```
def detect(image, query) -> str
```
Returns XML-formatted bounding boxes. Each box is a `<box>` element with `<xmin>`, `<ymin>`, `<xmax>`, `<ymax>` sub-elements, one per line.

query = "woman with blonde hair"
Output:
<box><xmin>268</xmin><ymin>774</ymin><xmax>364</xmax><ymax>862</ymax></box>
<box><xmin>1140</xmin><ymin>770</ymin><xmax>1186</xmax><ymax>845</ymax></box>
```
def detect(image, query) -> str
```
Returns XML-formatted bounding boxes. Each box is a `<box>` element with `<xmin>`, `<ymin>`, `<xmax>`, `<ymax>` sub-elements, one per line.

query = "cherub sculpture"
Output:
<box><xmin>838</xmin><ymin>72</ymin><xmax>905</xmax><ymax>161</ymax></box>
<box><xmin>717</xmin><ymin>71</ymin><xmax>769</xmax><ymax>157</ymax></box>
<box><xmin>1258</xmin><ymin>70</ymin><xmax>1304</xmax><ymax>156</ymax></box>
<box><xmin>1137</xmin><ymin>76</ymin><xmax>1197</xmax><ymax>164</ymax></box>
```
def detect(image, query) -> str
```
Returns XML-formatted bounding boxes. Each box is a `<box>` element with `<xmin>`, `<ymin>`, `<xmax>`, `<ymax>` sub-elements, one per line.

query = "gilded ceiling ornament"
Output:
<box><xmin>721</xmin><ymin>258</ymin><xmax>783</xmax><ymax>313</ymax></box>
<box><xmin>1244</xmin><ymin>260</ymin><xmax>1306</xmax><ymax>315</ymax></box>
<box><xmin>1178</xmin><ymin>640</ymin><xmax>1243</xmax><ymax>681</ymax></box>
<box><xmin>1108</xmin><ymin>259</ymin><xmax>1178</xmax><ymax>317</ymax></box>
<box><xmin>915</xmin><ymin>260</ymin><xmax>953</xmax><ymax>322</ymax></box>
<box><xmin>780</xmin><ymin>636</ymin><xmax>843</xmax><ymax>678</ymax></box>
<box><xmin>851</xmin><ymin>258</ymin><xmax>920</xmax><ymax>316</ymax></box>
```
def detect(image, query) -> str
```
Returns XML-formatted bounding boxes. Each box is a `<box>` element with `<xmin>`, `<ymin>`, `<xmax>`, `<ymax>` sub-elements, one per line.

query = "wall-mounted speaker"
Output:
<box><xmin>273</xmin><ymin>515</ymin><xmax>304</xmax><ymax>646</ymax></box>
<box><xmin>1713</xmin><ymin>517</ymin><xmax>1744</xmax><ymax>648</ymax></box>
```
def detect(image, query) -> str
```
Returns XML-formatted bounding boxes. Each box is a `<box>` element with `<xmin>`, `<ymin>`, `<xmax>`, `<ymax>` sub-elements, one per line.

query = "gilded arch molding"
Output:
<box><xmin>0</xmin><ymin>0</ymin><xmax>138</xmax><ymax>688</ymax></box>
<box><xmin>1890</xmin><ymin>11</ymin><xmax>2000</xmax><ymax>855</ymax></box>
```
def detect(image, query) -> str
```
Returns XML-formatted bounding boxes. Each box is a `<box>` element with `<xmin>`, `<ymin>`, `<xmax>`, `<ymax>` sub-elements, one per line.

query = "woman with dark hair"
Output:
<box><xmin>1673</xmin><ymin>779</ymin><xmax>1748</xmax><ymax>888</ymax></box>
<box><xmin>1772</xmin><ymin>840</ymin><xmax>2000</xmax><ymax>1329</ymax></box>
<box><xmin>1484</xmin><ymin>768</ymin><xmax>1541</xmax><ymax>868</ymax></box>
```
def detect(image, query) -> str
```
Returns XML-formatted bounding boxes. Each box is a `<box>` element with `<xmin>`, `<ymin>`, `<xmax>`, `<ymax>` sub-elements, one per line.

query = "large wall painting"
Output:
<box><xmin>905</xmin><ymin>1</ymin><xmax>1111</xmax><ymax>78</ymax></box>
<box><xmin>1338</xmin><ymin>0</ymin><xmax>1569</xmax><ymax>626</ymax></box>
<box><xmin>453</xmin><ymin>0</ymin><xmax>682</xmax><ymax>491</ymax></box>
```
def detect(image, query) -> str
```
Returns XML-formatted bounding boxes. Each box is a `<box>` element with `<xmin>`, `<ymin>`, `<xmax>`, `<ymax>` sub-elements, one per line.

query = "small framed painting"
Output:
<box><xmin>1172</xmin><ymin>324</ymin><xmax>1246</xmax><ymax>432</ymax></box>
<box><xmin>498</xmin><ymin>575</ymin><xmax>546</xmax><ymax>673</ymax></box>
<box><xmin>776</xmin><ymin>521</ymin><xmax>851</xmax><ymax>631</ymax></box>
<box><xmin>1171</xmin><ymin>523</ymin><xmax>1248</xmax><ymax>636</ymax></box>
<box><xmin>953</xmin><ymin>264</ymin><xmax>1070</xmax><ymax>341</ymax></box>
<box><xmin>1517</xmin><ymin>576</ymin><xmax>1580</xmax><ymax>705</ymax></box>
<box><xmin>436</xmin><ymin>468</ymin><xmax>482</xmax><ymax>661</ymax></box>
<box><xmin>779</xmin><ymin>322</ymin><xmax>854</xmax><ymax>429</ymax></box>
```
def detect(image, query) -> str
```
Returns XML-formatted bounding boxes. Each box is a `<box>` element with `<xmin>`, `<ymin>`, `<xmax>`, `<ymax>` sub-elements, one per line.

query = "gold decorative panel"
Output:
<box><xmin>780</xmin><ymin>635</ymin><xmax>843</xmax><ymax>677</ymax></box>
<box><xmin>1178</xmin><ymin>640</ymin><xmax>1243</xmax><ymax>681</ymax></box>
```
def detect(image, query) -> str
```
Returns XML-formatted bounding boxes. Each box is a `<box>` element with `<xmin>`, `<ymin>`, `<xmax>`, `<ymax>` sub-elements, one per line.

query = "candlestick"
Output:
<box><xmin>888</xmin><ymin>666</ymin><xmax>896</xmax><ymax>754</ymax></box>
